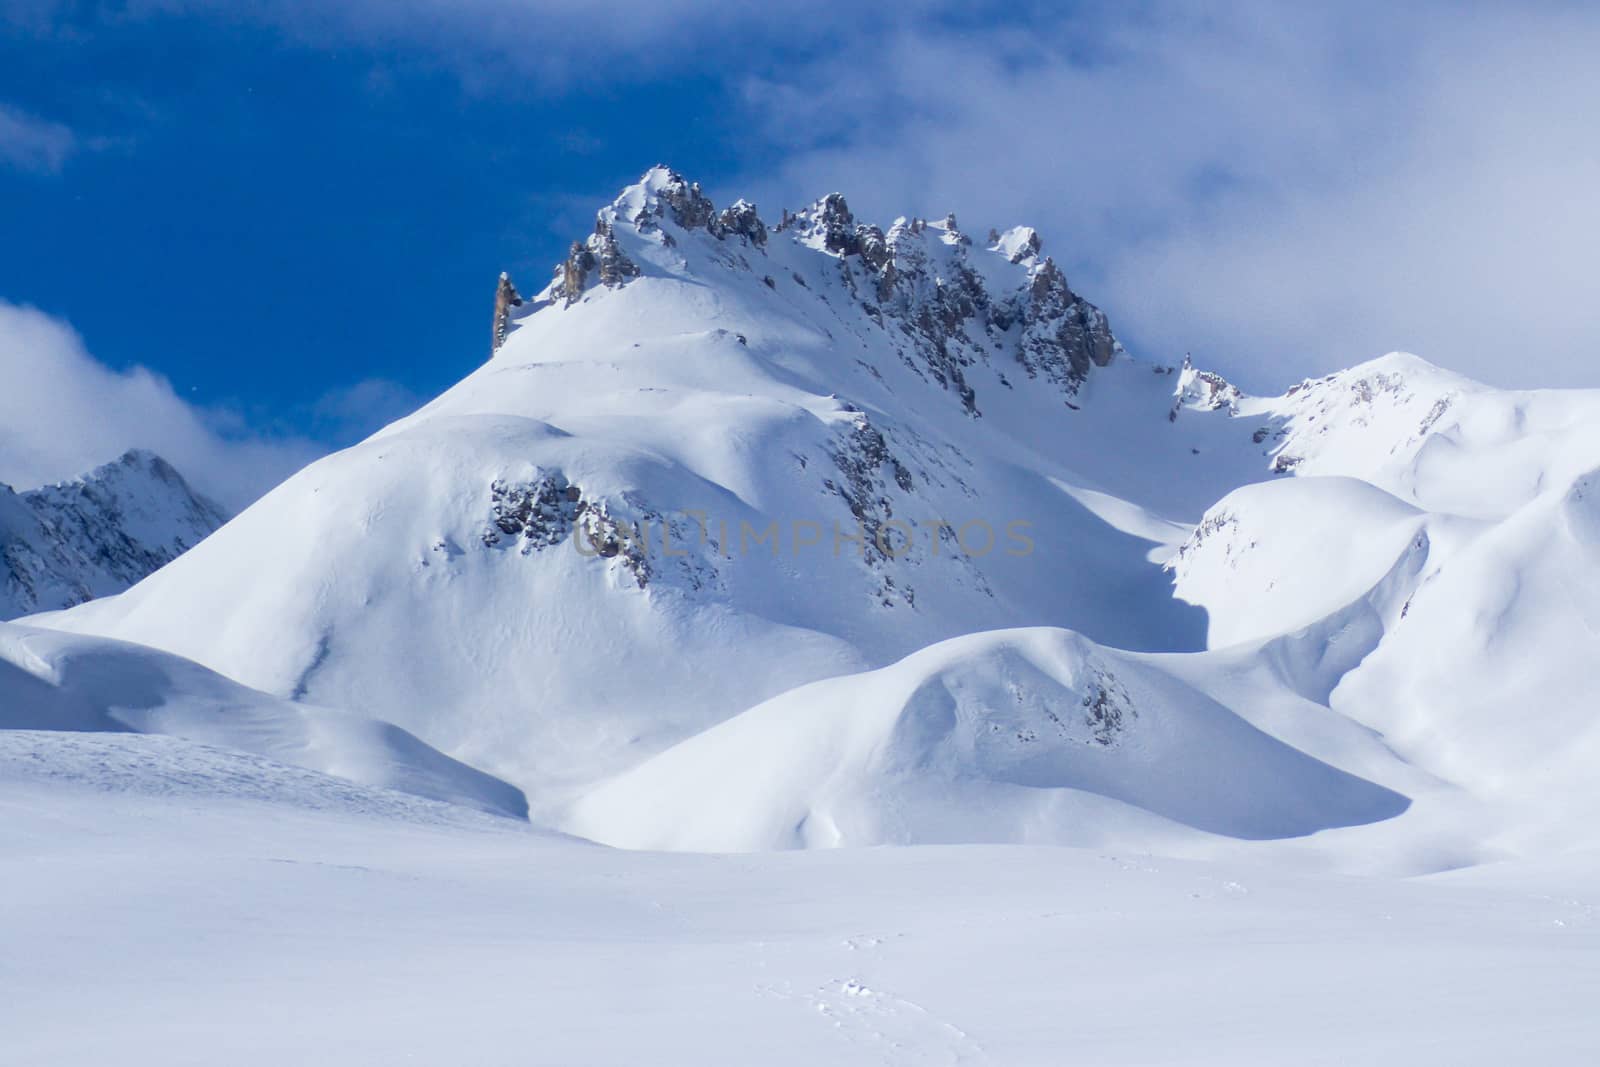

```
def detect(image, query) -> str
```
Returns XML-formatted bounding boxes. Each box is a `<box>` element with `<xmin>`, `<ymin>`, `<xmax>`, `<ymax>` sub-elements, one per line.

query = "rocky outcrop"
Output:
<box><xmin>491</xmin><ymin>272</ymin><xmax>522</xmax><ymax>353</ymax></box>
<box><xmin>875</xmin><ymin>220</ymin><xmax>985</xmax><ymax>413</ymax></box>
<box><xmin>482</xmin><ymin>470</ymin><xmax>651</xmax><ymax>587</ymax></box>
<box><xmin>540</xmin><ymin>167</ymin><xmax>1124</xmax><ymax>412</ymax></box>
<box><xmin>657</xmin><ymin>172</ymin><xmax>716</xmax><ymax>231</ymax></box>
<box><xmin>776</xmin><ymin>192</ymin><xmax>1120</xmax><ymax>409</ymax></box>
<box><xmin>795</xmin><ymin>193</ymin><xmax>865</xmax><ymax>256</ymax></box>
<box><xmin>823</xmin><ymin>416</ymin><xmax>917</xmax><ymax>607</ymax></box>
<box><xmin>552</xmin><ymin>219</ymin><xmax>640</xmax><ymax>307</ymax></box>
<box><xmin>1170</xmin><ymin>356</ymin><xmax>1244</xmax><ymax>420</ymax></box>
<box><xmin>713</xmin><ymin>199</ymin><xmax>767</xmax><ymax>247</ymax></box>
<box><xmin>1014</xmin><ymin>259</ymin><xmax>1118</xmax><ymax>393</ymax></box>
<box><xmin>1080</xmin><ymin>667</ymin><xmax>1136</xmax><ymax>746</ymax></box>
<box><xmin>483</xmin><ymin>470</ymin><xmax>718</xmax><ymax>593</ymax></box>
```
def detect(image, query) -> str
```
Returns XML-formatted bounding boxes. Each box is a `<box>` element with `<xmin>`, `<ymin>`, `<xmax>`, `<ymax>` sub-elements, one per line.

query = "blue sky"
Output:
<box><xmin>0</xmin><ymin>5</ymin><xmax>763</xmax><ymax>435</ymax></box>
<box><xmin>3</xmin><ymin>2</ymin><xmax>1599</xmax><ymax>505</ymax></box>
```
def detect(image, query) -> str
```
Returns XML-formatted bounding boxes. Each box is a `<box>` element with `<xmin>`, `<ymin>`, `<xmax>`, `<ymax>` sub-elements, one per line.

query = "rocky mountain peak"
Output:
<box><xmin>2</xmin><ymin>450</ymin><xmax>228</xmax><ymax>619</ymax></box>
<box><xmin>531</xmin><ymin>166</ymin><xmax>1125</xmax><ymax>408</ymax></box>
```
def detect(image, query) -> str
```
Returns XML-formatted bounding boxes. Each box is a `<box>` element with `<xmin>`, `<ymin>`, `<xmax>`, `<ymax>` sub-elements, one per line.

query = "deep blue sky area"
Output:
<box><xmin>1</xmin><ymin>12</ymin><xmax>754</xmax><ymax>438</ymax></box>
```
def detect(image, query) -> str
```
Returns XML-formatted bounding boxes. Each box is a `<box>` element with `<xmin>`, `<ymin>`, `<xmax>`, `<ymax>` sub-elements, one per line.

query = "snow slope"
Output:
<box><xmin>568</xmin><ymin>627</ymin><xmax>1407</xmax><ymax>851</ymax></box>
<box><xmin>1167</xmin><ymin>453</ymin><xmax>1600</xmax><ymax>857</ymax></box>
<box><xmin>1330</xmin><ymin>463</ymin><xmax>1600</xmax><ymax>854</ymax></box>
<box><xmin>1226</xmin><ymin>352</ymin><xmax>1600</xmax><ymax>519</ymax></box>
<box><xmin>0</xmin><ymin>621</ymin><xmax>526</xmax><ymax>817</ymax></box>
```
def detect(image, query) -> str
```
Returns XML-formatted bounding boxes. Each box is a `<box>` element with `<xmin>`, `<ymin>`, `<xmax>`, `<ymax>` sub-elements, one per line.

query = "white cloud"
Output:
<box><xmin>305</xmin><ymin>377</ymin><xmax>424</xmax><ymax>443</ymax></box>
<box><xmin>0</xmin><ymin>301</ymin><xmax>322</xmax><ymax>510</ymax></box>
<box><xmin>0</xmin><ymin>103</ymin><xmax>77</xmax><ymax>175</ymax></box>
<box><xmin>726</xmin><ymin>3</ymin><xmax>1600</xmax><ymax>391</ymax></box>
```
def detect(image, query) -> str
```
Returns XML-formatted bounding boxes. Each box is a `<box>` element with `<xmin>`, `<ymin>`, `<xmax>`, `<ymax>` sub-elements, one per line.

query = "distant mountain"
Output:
<box><xmin>1</xmin><ymin>449</ymin><xmax>227</xmax><ymax>619</ymax></box>
<box><xmin>32</xmin><ymin>167</ymin><xmax>1600</xmax><ymax>859</ymax></box>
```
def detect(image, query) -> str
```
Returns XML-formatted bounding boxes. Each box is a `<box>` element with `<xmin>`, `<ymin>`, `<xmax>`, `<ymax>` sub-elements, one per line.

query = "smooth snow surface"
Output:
<box><xmin>569</xmin><ymin>627</ymin><xmax>1408</xmax><ymax>851</ymax></box>
<box><xmin>0</xmin><ymin>621</ymin><xmax>526</xmax><ymax>818</ymax></box>
<box><xmin>3</xmin><ymin>738</ymin><xmax>1596</xmax><ymax>1066</ymax></box>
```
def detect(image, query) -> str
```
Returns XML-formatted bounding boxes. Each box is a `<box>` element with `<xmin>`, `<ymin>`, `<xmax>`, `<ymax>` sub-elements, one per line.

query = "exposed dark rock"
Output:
<box><xmin>482</xmin><ymin>471</ymin><xmax>653</xmax><ymax>587</ymax></box>
<box><xmin>1080</xmin><ymin>667</ymin><xmax>1135</xmax><ymax>746</ymax></box>
<box><xmin>714</xmin><ymin>199</ymin><xmax>768</xmax><ymax>247</ymax></box>
<box><xmin>554</xmin><ymin>241</ymin><xmax>594</xmax><ymax>307</ymax></box>
<box><xmin>596</xmin><ymin>225</ymin><xmax>640</xmax><ymax>288</ymax></box>
<box><xmin>793</xmin><ymin>193</ymin><xmax>863</xmax><ymax>256</ymax></box>
<box><xmin>559</xmin><ymin>169</ymin><xmax>1125</xmax><ymax>415</ymax></box>
<box><xmin>1419</xmin><ymin>395</ymin><xmax>1454</xmax><ymax>436</ymax></box>
<box><xmin>491</xmin><ymin>272</ymin><xmax>523</xmax><ymax>353</ymax></box>
<box><xmin>824</xmin><ymin>417</ymin><xmax>917</xmax><ymax>607</ymax></box>
<box><xmin>857</xmin><ymin>225</ymin><xmax>890</xmax><ymax>273</ymax></box>
<box><xmin>484</xmin><ymin>473</ymin><xmax>582</xmax><ymax>549</ymax></box>
<box><xmin>658</xmin><ymin>172</ymin><xmax>717</xmax><ymax>230</ymax></box>
<box><xmin>1015</xmin><ymin>258</ymin><xmax>1118</xmax><ymax>395</ymax></box>
<box><xmin>551</xmin><ymin>220</ymin><xmax>639</xmax><ymax>307</ymax></box>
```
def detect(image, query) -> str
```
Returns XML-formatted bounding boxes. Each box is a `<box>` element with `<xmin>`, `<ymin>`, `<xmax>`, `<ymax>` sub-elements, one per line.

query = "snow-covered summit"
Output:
<box><xmin>534</xmin><ymin>166</ymin><xmax>1120</xmax><ymax>411</ymax></box>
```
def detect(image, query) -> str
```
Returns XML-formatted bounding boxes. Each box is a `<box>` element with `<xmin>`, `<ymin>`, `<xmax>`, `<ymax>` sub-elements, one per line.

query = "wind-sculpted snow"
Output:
<box><xmin>1165</xmin><ymin>448</ymin><xmax>1600</xmax><ymax>852</ymax></box>
<box><xmin>1170</xmin><ymin>476</ymin><xmax>1454</xmax><ymax>649</ymax></box>
<box><xmin>1324</xmin><ymin>462</ymin><xmax>1600</xmax><ymax>852</ymax></box>
<box><xmin>0</xmin><ymin>622</ymin><xmax>527</xmax><ymax>818</ymax></box>
<box><xmin>567</xmin><ymin>628</ymin><xmax>1408</xmax><ymax>851</ymax></box>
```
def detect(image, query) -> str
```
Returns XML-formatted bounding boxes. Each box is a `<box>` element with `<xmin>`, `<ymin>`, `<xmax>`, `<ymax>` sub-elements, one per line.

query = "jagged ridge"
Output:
<box><xmin>536</xmin><ymin>166</ymin><xmax>1121</xmax><ymax>414</ymax></box>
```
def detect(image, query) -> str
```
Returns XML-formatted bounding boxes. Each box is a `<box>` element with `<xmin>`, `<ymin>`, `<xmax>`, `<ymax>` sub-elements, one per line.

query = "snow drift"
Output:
<box><xmin>0</xmin><ymin>621</ymin><xmax>526</xmax><ymax>818</ymax></box>
<box><xmin>567</xmin><ymin>627</ymin><xmax>1408</xmax><ymax>851</ymax></box>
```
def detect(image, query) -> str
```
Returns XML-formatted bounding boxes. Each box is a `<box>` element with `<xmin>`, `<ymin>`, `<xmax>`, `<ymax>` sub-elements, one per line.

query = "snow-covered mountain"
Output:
<box><xmin>28</xmin><ymin>167</ymin><xmax>1600</xmax><ymax>863</ymax></box>
<box><xmin>1</xmin><ymin>449</ymin><xmax>227</xmax><ymax>619</ymax></box>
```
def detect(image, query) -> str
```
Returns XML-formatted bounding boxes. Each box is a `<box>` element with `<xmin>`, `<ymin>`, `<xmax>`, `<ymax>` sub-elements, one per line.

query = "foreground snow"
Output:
<box><xmin>5</xmin><ymin>731</ymin><xmax>1596</xmax><ymax>1066</ymax></box>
